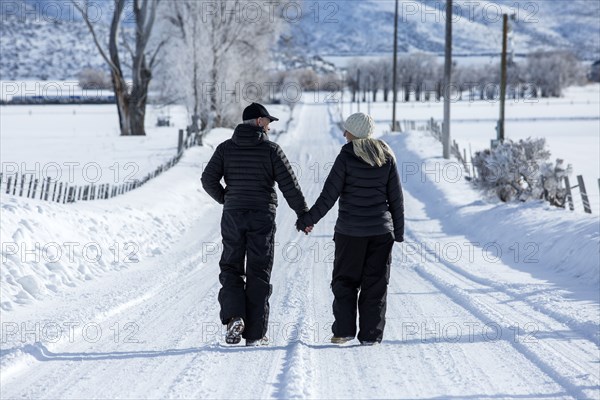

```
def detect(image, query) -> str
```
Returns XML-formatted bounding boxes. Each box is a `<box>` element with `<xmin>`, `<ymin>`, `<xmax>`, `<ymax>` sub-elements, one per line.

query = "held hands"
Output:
<box><xmin>295</xmin><ymin>216</ymin><xmax>314</xmax><ymax>235</ymax></box>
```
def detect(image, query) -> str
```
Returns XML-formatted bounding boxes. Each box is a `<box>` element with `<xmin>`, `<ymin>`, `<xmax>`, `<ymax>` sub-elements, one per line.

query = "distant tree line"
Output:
<box><xmin>272</xmin><ymin>50</ymin><xmax>588</xmax><ymax>103</ymax></box>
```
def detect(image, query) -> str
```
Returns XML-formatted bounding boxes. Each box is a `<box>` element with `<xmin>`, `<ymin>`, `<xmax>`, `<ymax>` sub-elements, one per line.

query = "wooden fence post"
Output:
<box><xmin>5</xmin><ymin>177</ymin><xmax>12</xmax><ymax>195</ymax></box>
<box><xmin>39</xmin><ymin>178</ymin><xmax>44</xmax><ymax>199</ymax></box>
<box><xmin>31</xmin><ymin>178</ymin><xmax>39</xmax><ymax>199</ymax></box>
<box><xmin>37</xmin><ymin>177</ymin><xmax>44</xmax><ymax>199</ymax></box>
<box><xmin>67</xmin><ymin>186</ymin><xmax>75</xmax><ymax>203</ymax></box>
<box><xmin>52</xmin><ymin>180</ymin><xmax>58</xmax><ymax>201</ymax></box>
<box><xmin>44</xmin><ymin>177</ymin><xmax>51</xmax><ymax>200</ymax></box>
<box><xmin>12</xmin><ymin>174</ymin><xmax>18</xmax><ymax>195</ymax></box>
<box><xmin>564</xmin><ymin>177</ymin><xmax>575</xmax><ymax>211</ymax></box>
<box><xmin>56</xmin><ymin>182</ymin><xmax>63</xmax><ymax>202</ymax></box>
<box><xmin>19</xmin><ymin>174</ymin><xmax>26</xmax><ymax>197</ymax></box>
<box><xmin>178</xmin><ymin>129</ymin><xmax>184</xmax><ymax>155</ymax></box>
<box><xmin>577</xmin><ymin>175</ymin><xmax>591</xmax><ymax>214</ymax></box>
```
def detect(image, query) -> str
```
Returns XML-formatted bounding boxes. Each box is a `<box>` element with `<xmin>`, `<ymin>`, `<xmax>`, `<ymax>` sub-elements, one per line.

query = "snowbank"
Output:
<box><xmin>0</xmin><ymin>131</ymin><xmax>226</xmax><ymax>312</ymax></box>
<box><xmin>382</xmin><ymin>129</ymin><xmax>600</xmax><ymax>286</ymax></box>
<box><xmin>0</xmin><ymin>104</ymin><xmax>190</xmax><ymax>186</ymax></box>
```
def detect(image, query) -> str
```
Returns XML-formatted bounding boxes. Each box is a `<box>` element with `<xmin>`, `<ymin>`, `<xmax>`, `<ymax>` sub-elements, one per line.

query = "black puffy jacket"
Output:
<box><xmin>298</xmin><ymin>141</ymin><xmax>404</xmax><ymax>241</ymax></box>
<box><xmin>201</xmin><ymin>124</ymin><xmax>308</xmax><ymax>217</ymax></box>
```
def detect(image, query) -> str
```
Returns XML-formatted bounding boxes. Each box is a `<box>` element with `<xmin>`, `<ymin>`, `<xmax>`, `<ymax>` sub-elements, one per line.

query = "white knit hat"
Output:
<box><xmin>344</xmin><ymin>113</ymin><xmax>374</xmax><ymax>139</ymax></box>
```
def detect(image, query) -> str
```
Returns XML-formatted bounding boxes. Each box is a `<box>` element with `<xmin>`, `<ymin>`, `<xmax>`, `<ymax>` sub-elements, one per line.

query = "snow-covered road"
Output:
<box><xmin>1</xmin><ymin>103</ymin><xmax>598</xmax><ymax>399</ymax></box>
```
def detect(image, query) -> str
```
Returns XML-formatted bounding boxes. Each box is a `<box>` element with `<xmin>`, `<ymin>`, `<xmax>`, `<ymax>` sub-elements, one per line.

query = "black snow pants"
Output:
<box><xmin>331</xmin><ymin>232</ymin><xmax>394</xmax><ymax>343</ymax></box>
<box><xmin>218</xmin><ymin>209</ymin><xmax>276</xmax><ymax>340</ymax></box>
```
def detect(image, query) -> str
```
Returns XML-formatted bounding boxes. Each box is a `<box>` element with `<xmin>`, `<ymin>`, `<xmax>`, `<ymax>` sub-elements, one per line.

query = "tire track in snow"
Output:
<box><xmin>267</xmin><ymin>103</ymin><xmax>331</xmax><ymax>399</ymax></box>
<box><xmin>1</xmin><ymin>220</ymin><xmax>225</xmax><ymax>398</ymax></box>
<box><xmin>407</xmin><ymin>230</ymin><xmax>600</xmax><ymax>347</ymax></box>
<box><xmin>406</xmin><ymin>242</ymin><xmax>597</xmax><ymax>399</ymax></box>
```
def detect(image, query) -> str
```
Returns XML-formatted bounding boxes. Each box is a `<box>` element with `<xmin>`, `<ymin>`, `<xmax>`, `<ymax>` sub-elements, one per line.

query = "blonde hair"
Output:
<box><xmin>352</xmin><ymin>138</ymin><xmax>396</xmax><ymax>167</ymax></box>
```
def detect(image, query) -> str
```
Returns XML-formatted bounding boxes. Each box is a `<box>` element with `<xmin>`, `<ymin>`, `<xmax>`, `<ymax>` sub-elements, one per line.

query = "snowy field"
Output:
<box><xmin>0</xmin><ymin>104</ymin><xmax>187</xmax><ymax>185</ymax></box>
<box><xmin>0</xmin><ymin>99</ymin><xmax>292</xmax><ymax>189</ymax></box>
<box><xmin>348</xmin><ymin>84</ymin><xmax>600</xmax><ymax>213</ymax></box>
<box><xmin>0</xmin><ymin>101</ymin><xmax>598</xmax><ymax>399</ymax></box>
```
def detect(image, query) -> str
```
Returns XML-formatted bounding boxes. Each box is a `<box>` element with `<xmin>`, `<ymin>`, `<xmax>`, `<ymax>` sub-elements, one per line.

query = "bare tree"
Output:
<box><xmin>378</xmin><ymin>59</ymin><xmax>393</xmax><ymax>102</ymax></box>
<box><xmin>363</xmin><ymin>62</ymin><xmax>382</xmax><ymax>102</ymax></box>
<box><xmin>526</xmin><ymin>51</ymin><xmax>584</xmax><ymax>98</ymax></box>
<box><xmin>411</xmin><ymin>53</ymin><xmax>437</xmax><ymax>102</ymax></box>
<box><xmin>73</xmin><ymin>0</ymin><xmax>165</xmax><ymax>136</ymax></box>
<box><xmin>397</xmin><ymin>55</ymin><xmax>414</xmax><ymax>102</ymax></box>
<box><xmin>345</xmin><ymin>61</ymin><xmax>360</xmax><ymax>103</ymax></box>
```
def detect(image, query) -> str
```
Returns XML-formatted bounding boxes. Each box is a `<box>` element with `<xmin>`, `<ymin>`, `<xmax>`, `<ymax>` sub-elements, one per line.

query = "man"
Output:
<box><xmin>201</xmin><ymin>103</ymin><xmax>309</xmax><ymax>346</ymax></box>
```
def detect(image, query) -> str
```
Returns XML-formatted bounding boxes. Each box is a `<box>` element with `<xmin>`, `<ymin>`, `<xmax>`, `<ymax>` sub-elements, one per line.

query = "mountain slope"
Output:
<box><xmin>1</xmin><ymin>0</ymin><xmax>599</xmax><ymax>80</ymax></box>
<box><xmin>286</xmin><ymin>0</ymin><xmax>600</xmax><ymax>58</ymax></box>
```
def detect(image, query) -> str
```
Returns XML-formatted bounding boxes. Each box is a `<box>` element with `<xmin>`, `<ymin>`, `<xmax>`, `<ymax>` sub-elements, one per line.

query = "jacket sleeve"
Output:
<box><xmin>300</xmin><ymin>152</ymin><xmax>346</xmax><ymax>228</ymax></box>
<box><xmin>387</xmin><ymin>159</ymin><xmax>405</xmax><ymax>242</ymax></box>
<box><xmin>201</xmin><ymin>144</ymin><xmax>226</xmax><ymax>204</ymax></box>
<box><xmin>272</xmin><ymin>144</ymin><xmax>308</xmax><ymax>217</ymax></box>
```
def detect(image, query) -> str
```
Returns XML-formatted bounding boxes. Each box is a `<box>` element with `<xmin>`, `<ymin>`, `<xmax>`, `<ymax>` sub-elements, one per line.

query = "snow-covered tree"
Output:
<box><xmin>378</xmin><ymin>59</ymin><xmax>393</xmax><ymax>102</ymax></box>
<box><xmin>73</xmin><ymin>0</ymin><xmax>166</xmax><ymax>136</ymax></box>
<box><xmin>77</xmin><ymin>68</ymin><xmax>112</xmax><ymax>90</ymax></box>
<box><xmin>525</xmin><ymin>51</ymin><xmax>584</xmax><ymax>98</ymax></box>
<box><xmin>398</xmin><ymin>53</ymin><xmax>439</xmax><ymax>102</ymax></box>
<box><xmin>157</xmin><ymin>0</ymin><xmax>285</xmax><ymax>129</ymax></box>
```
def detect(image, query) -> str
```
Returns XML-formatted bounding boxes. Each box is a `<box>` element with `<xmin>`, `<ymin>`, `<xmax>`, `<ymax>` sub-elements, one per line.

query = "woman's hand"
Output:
<box><xmin>296</xmin><ymin>215</ymin><xmax>314</xmax><ymax>235</ymax></box>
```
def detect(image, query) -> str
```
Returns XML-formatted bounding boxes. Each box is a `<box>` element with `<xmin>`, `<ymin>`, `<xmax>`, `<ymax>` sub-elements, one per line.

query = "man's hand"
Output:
<box><xmin>296</xmin><ymin>217</ymin><xmax>313</xmax><ymax>235</ymax></box>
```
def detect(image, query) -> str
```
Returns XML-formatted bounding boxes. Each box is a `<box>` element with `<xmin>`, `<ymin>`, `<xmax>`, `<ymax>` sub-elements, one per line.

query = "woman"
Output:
<box><xmin>296</xmin><ymin>112</ymin><xmax>404</xmax><ymax>345</ymax></box>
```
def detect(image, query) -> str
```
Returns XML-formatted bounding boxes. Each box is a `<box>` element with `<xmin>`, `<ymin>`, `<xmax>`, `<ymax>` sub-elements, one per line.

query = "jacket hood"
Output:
<box><xmin>232</xmin><ymin>124</ymin><xmax>268</xmax><ymax>147</ymax></box>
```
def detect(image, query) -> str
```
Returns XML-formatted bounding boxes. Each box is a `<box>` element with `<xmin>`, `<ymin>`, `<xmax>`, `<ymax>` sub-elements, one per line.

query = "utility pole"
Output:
<box><xmin>367</xmin><ymin>75</ymin><xmax>371</xmax><ymax>115</ymax></box>
<box><xmin>392</xmin><ymin>0</ymin><xmax>399</xmax><ymax>131</ymax></box>
<box><xmin>357</xmin><ymin>68</ymin><xmax>361</xmax><ymax>113</ymax></box>
<box><xmin>442</xmin><ymin>0</ymin><xmax>452</xmax><ymax>159</ymax></box>
<box><xmin>340</xmin><ymin>69</ymin><xmax>346</xmax><ymax>120</ymax></box>
<box><xmin>498</xmin><ymin>13</ymin><xmax>509</xmax><ymax>143</ymax></box>
<box><xmin>340</xmin><ymin>84</ymin><xmax>344</xmax><ymax>119</ymax></box>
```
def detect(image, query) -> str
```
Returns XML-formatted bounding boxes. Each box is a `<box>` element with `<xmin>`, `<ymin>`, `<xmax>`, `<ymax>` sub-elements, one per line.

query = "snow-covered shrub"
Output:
<box><xmin>540</xmin><ymin>159</ymin><xmax>573</xmax><ymax>208</ymax></box>
<box><xmin>473</xmin><ymin>138</ymin><xmax>572</xmax><ymax>206</ymax></box>
<box><xmin>78</xmin><ymin>68</ymin><xmax>112</xmax><ymax>90</ymax></box>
